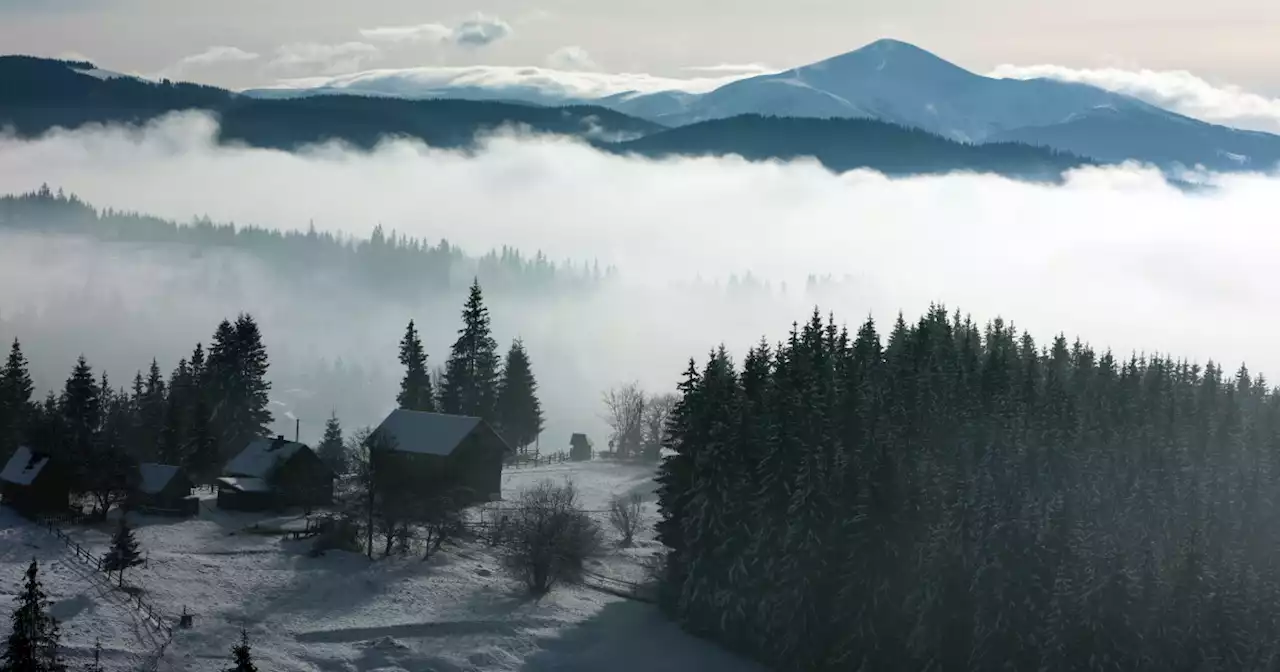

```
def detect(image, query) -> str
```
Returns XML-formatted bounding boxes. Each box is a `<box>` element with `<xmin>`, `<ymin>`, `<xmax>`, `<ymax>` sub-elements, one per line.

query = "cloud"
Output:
<box><xmin>359</xmin><ymin>12</ymin><xmax>512</xmax><ymax>49</ymax></box>
<box><xmin>269</xmin><ymin>42</ymin><xmax>380</xmax><ymax>75</ymax></box>
<box><xmin>545</xmin><ymin>46</ymin><xmax>599</xmax><ymax>72</ymax></box>
<box><xmin>255</xmin><ymin>64</ymin><xmax>764</xmax><ymax>102</ymax></box>
<box><xmin>5</xmin><ymin>113</ymin><xmax>1280</xmax><ymax>448</ymax></box>
<box><xmin>451</xmin><ymin>13</ymin><xmax>513</xmax><ymax>48</ymax></box>
<box><xmin>991</xmin><ymin>64</ymin><xmax>1280</xmax><ymax>135</ymax></box>
<box><xmin>157</xmin><ymin>46</ymin><xmax>259</xmax><ymax>78</ymax></box>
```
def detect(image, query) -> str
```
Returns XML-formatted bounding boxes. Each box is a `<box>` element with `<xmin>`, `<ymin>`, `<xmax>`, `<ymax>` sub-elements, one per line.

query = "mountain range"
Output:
<box><xmin>2</xmin><ymin>39</ymin><xmax>1278</xmax><ymax>176</ymax></box>
<box><xmin>249</xmin><ymin>39</ymin><xmax>1280</xmax><ymax>173</ymax></box>
<box><xmin>0</xmin><ymin>53</ymin><xmax>1091</xmax><ymax>181</ymax></box>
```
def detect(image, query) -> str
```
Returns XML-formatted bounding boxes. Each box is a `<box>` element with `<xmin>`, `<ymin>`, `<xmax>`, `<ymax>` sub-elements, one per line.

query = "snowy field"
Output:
<box><xmin>0</xmin><ymin>461</ymin><xmax>762</xmax><ymax>672</ymax></box>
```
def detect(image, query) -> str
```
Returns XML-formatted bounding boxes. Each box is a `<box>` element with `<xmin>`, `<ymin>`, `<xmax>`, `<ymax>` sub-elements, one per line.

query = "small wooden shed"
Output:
<box><xmin>1</xmin><ymin>446</ymin><xmax>71</xmax><ymax>515</ymax></box>
<box><xmin>372</xmin><ymin>409</ymin><xmax>512</xmax><ymax>505</ymax></box>
<box><xmin>129</xmin><ymin>463</ymin><xmax>197</xmax><ymax>516</ymax></box>
<box><xmin>217</xmin><ymin>435</ymin><xmax>334</xmax><ymax>512</ymax></box>
<box><xmin>569</xmin><ymin>433</ymin><xmax>593</xmax><ymax>462</ymax></box>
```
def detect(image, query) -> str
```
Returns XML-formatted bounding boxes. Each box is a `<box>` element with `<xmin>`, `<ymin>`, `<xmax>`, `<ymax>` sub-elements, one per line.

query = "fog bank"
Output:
<box><xmin>3</xmin><ymin>113</ymin><xmax>1280</xmax><ymax>444</ymax></box>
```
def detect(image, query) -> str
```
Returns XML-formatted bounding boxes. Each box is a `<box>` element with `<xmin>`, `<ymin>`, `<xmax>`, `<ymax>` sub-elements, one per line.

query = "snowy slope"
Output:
<box><xmin>2</xmin><ymin>461</ymin><xmax>757</xmax><ymax>672</ymax></box>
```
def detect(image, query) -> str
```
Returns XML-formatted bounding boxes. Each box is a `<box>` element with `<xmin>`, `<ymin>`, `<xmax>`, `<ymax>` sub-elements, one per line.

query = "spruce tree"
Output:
<box><xmin>61</xmin><ymin>355</ymin><xmax>101</xmax><ymax>465</ymax></box>
<box><xmin>495</xmin><ymin>339</ymin><xmax>544</xmax><ymax>454</ymax></box>
<box><xmin>396</xmin><ymin>320</ymin><xmax>434</xmax><ymax>412</ymax></box>
<box><xmin>317</xmin><ymin>412</ymin><xmax>346</xmax><ymax>475</ymax></box>
<box><xmin>102</xmin><ymin>518</ymin><xmax>143</xmax><ymax>587</ymax></box>
<box><xmin>206</xmin><ymin>316</ymin><xmax>273</xmax><ymax>461</ymax></box>
<box><xmin>0</xmin><ymin>338</ymin><xmax>35</xmax><ymax>454</ymax></box>
<box><xmin>440</xmin><ymin>279</ymin><xmax>500</xmax><ymax>422</ymax></box>
<box><xmin>1</xmin><ymin>559</ymin><xmax>66</xmax><ymax>672</ymax></box>
<box><xmin>227</xmin><ymin>629</ymin><xmax>257</xmax><ymax>672</ymax></box>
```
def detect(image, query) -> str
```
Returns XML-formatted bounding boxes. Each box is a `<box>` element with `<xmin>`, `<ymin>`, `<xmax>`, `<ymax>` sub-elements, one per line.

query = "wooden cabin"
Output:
<box><xmin>569</xmin><ymin>433</ymin><xmax>594</xmax><ymax>462</ymax></box>
<box><xmin>1</xmin><ymin>446</ymin><xmax>71</xmax><ymax>515</ymax></box>
<box><xmin>129</xmin><ymin>463</ymin><xmax>198</xmax><ymax>516</ymax></box>
<box><xmin>372</xmin><ymin>409</ymin><xmax>513</xmax><ymax>505</ymax></box>
<box><xmin>217</xmin><ymin>435</ymin><xmax>334</xmax><ymax>512</ymax></box>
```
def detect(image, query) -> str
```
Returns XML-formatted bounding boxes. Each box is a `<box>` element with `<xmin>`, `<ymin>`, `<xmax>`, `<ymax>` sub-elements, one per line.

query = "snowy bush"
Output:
<box><xmin>608</xmin><ymin>493</ymin><xmax>644</xmax><ymax>547</ymax></box>
<box><xmin>501</xmin><ymin>480</ymin><xmax>602</xmax><ymax>595</ymax></box>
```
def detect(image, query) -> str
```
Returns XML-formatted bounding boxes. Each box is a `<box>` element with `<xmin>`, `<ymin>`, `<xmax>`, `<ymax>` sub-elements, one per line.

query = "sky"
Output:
<box><xmin>2</xmin><ymin>0</ymin><xmax>1279</xmax><ymax>97</ymax></box>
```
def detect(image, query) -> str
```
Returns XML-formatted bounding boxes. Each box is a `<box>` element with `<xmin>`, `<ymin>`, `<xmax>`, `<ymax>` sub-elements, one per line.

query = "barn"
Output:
<box><xmin>1</xmin><ymin>446</ymin><xmax>71</xmax><ymax>515</ymax></box>
<box><xmin>372</xmin><ymin>409</ymin><xmax>513</xmax><ymax>505</ymax></box>
<box><xmin>216</xmin><ymin>435</ymin><xmax>334</xmax><ymax>512</ymax></box>
<box><xmin>129</xmin><ymin>463</ymin><xmax>198</xmax><ymax>516</ymax></box>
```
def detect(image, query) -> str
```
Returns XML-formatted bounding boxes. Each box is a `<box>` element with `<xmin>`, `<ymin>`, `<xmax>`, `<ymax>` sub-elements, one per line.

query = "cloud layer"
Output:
<box><xmin>991</xmin><ymin>63</ymin><xmax>1280</xmax><ymax>134</ymax></box>
<box><xmin>269</xmin><ymin>41</ymin><xmax>381</xmax><ymax>75</ymax></box>
<box><xmin>3</xmin><ymin>113</ymin><xmax>1280</xmax><ymax>443</ymax></box>
<box><xmin>156</xmin><ymin>46</ymin><xmax>260</xmax><ymax>78</ymax></box>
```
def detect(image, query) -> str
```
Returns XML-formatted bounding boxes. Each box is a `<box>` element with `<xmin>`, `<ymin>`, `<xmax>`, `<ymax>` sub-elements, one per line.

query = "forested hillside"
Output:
<box><xmin>0</xmin><ymin>185</ymin><xmax>609</xmax><ymax>297</ymax></box>
<box><xmin>609</xmin><ymin>114</ymin><xmax>1092</xmax><ymax>180</ymax></box>
<box><xmin>658</xmin><ymin>305</ymin><xmax>1280</xmax><ymax>671</ymax></box>
<box><xmin>0</xmin><ymin>56</ymin><xmax>660</xmax><ymax>150</ymax></box>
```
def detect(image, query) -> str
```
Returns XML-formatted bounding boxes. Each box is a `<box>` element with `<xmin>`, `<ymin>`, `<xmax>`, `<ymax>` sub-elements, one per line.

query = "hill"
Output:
<box><xmin>0</xmin><ymin>55</ymin><xmax>662</xmax><ymax>150</ymax></box>
<box><xmin>605</xmin><ymin>114</ymin><xmax>1092</xmax><ymax>180</ymax></box>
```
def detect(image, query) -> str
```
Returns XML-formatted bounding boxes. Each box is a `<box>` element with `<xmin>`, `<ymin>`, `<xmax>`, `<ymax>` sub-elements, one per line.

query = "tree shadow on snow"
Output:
<box><xmin>519</xmin><ymin>599</ymin><xmax>764</xmax><ymax>672</ymax></box>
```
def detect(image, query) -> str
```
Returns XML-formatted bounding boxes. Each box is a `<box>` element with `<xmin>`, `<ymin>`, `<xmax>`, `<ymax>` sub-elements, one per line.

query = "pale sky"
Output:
<box><xmin>2</xmin><ymin>0</ymin><xmax>1279</xmax><ymax>95</ymax></box>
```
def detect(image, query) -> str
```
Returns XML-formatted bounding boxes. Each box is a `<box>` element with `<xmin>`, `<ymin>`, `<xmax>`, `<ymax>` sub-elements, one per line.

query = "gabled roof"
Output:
<box><xmin>216</xmin><ymin>476</ymin><xmax>270</xmax><ymax>493</ymax></box>
<box><xmin>373</xmin><ymin>409</ymin><xmax>508</xmax><ymax>457</ymax></box>
<box><xmin>225</xmin><ymin>436</ymin><xmax>308</xmax><ymax>479</ymax></box>
<box><xmin>1</xmin><ymin>446</ymin><xmax>50</xmax><ymax>486</ymax></box>
<box><xmin>138</xmin><ymin>463</ymin><xmax>184</xmax><ymax>495</ymax></box>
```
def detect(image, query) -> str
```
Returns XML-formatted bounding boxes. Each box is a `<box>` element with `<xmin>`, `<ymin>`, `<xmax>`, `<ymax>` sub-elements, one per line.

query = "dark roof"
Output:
<box><xmin>225</xmin><ymin>436</ymin><xmax>309</xmax><ymax>478</ymax></box>
<box><xmin>374</xmin><ymin>409</ymin><xmax>509</xmax><ymax>457</ymax></box>
<box><xmin>570</xmin><ymin>433</ymin><xmax>591</xmax><ymax>445</ymax></box>
<box><xmin>138</xmin><ymin>463</ymin><xmax>184</xmax><ymax>495</ymax></box>
<box><xmin>1</xmin><ymin>446</ymin><xmax>50</xmax><ymax>486</ymax></box>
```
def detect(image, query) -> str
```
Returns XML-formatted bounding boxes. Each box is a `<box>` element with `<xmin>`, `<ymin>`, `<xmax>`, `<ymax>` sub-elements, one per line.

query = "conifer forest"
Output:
<box><xmin>657</xmin><ymin>306</ymin><xmax>1280</xmax><ymax>671</ymax></box>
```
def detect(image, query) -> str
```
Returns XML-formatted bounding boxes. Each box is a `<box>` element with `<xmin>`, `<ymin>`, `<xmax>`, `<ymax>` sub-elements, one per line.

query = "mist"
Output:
<box><xmin>2</xmin><ymin>112</ymin><xmax>1280</xmax><ymax>446</ymax></box>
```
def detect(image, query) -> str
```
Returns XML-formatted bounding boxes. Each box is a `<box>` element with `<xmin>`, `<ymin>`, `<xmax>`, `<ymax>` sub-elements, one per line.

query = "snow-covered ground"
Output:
<box><xmin>1</xmin><ymin>461</ymin><xmax>761</xmax><ymax>672</ymax></box>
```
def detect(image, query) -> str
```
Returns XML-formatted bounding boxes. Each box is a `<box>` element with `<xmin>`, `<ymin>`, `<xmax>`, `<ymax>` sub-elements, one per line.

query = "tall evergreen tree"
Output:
<box><xmin>226</xmin><ymin>629</ymin><xmax>257</xmax><ymax>672</ymax></box>
<box><xmin>60</xmin><ymin>355</ymin><xmax>101</xmax><ymax>465</ymax></box>
<box><xmin>0</xmin><ymin>338</ymin><xmax>34</xmax><ymax>454</ymax></box>
<box><xmin>316</xmin><ymin>412</ymin><xmax>346</xmax><ymax>475</ymax></box>
<box><xmin>396</xmin><ymin>320</ymin><xmax>435</xmax><ymax>412</ymax></box>
<box><xmin>102</xmin><ymin>518</ymin><xmax>143</xmax><ymax>587</ymax></box>
<box><xmin>206</xmin><ymin>316</ymin><xmax>273</xmax><ymax>461</ymax></box>
<box><xmin>495</xmin><ymin>339</ymin><xmax>543</xmax><ymax>454</ymax></box>
<box><xmin>135</xmin><ymin>358</ymin><xmax>167</xmax><ymax>460</ymax></box>
<box><xmin>1</xmin><ymin>559</ymin><xmax>66</xmax><ymax>672</ymax></box>
<box><xmin>440</xmin><ymin>279</ymin><xmax>500</xmax><ymax>422</ymax></box>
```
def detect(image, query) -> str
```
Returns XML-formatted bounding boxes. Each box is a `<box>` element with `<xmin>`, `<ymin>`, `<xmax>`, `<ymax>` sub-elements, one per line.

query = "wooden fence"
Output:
<box><xmin>34</xmin><ymin>514</ymin><xmax>179</xmax><ymax>669</ymax></box>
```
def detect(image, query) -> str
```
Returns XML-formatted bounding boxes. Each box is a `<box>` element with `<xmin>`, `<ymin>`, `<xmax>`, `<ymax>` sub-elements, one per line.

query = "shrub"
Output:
<box><xmin>608</xmin><ymin>493</ymin><xmax>644</xmax><ymax>547</ymax></box>
<box><xmin>501</xmin><ymin>480</ymin><xmax>602</xmax><ymax>595</ymax></box>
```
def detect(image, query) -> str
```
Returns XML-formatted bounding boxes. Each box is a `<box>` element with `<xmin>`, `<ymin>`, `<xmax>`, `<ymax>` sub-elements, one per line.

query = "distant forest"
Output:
<box><xmin>0</xmin><ymin>185</ymin><xmax>612</xmax><ymax>298</ymax></box>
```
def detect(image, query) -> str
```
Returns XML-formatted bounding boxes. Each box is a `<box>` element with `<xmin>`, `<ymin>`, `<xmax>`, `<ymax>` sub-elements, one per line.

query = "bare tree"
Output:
<box><xmin>501</xmin><ymin>480</ymin><xmax>603</xmax><ymax>595</ymax></box>
<box><xmin>608</xmin><ymin>493</ymin><xmax>644</xmax><ymax>547</ymax></box>
<box><xmin>641</xmin><ymin>393</ymin><xmax>678</xmax><ymax>462</ymax></box>
<box><xmin>602</xmin><ymin>383</ymin><xmax>647</xmax><ymax>460</ymax></box>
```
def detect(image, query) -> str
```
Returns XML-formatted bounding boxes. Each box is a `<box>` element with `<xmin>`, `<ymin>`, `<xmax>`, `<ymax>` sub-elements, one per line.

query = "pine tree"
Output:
<box><xmin>227</xmin><ymin>629</ymin><xmax>257</xmax><ymax>672</ymax></box>
<box><xmin>136</xmin><ymin>358</ymin><xmax>167</xmax><ymax>460</ymax></box>
<box><xmin>316</xmin><ymin>412</ymin><xmax>346</xmax><ymax>475</ymax></box>
<box><xmin>396</xmin><ymin>320</ymin><xmax>435</xmax><ymax>412</ymax></box>
<box><xmin>1</xmin><ymin>559</ymin><xmax>66</xmax><ymax>672</ymax></box>
<box><xmin>102</xmin><ymin>518</ymin><xmax>143</xmax><ymax>587</ymax></box>
<box><xmin>206</xmin><ymin>316</ymin><xmax>273</xmax><ymax>462</ymax></box>
<box><xmin>440</xmin><ymin>279</ymin><xmax>500</xmax><ymax>422</ymax></box>
<box><xmin>495</xmin><ymin>339</ymin><xmax>544</xmax><ymax>454</ymax></box>
<box><xmin>61</xmin><ymin>355</ymin><xmax>101</xmax><ymax>465</ymax></box>
<box><xmin>0</xmin><ymin>338</ymin><xmax>35</xmax><ymax>454</ymax></box>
